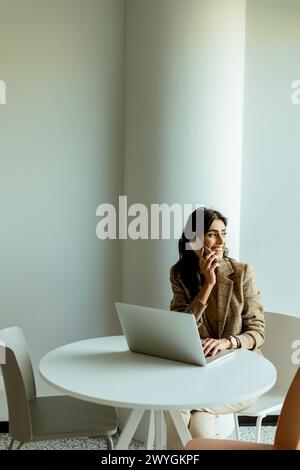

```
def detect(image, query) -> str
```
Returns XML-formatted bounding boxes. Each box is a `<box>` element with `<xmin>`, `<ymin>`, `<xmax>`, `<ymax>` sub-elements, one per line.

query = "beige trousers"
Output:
<box><xmin>165</xmin><ymin>398</ymin><xmax>256</xmax><ymax>450</ymax></box>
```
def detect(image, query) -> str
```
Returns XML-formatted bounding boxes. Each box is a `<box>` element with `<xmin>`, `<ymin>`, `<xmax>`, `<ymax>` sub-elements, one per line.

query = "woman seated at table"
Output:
<box><xmin>166</xmin><ymin>207</ymin><xmax>265</xmax><ymax>449</ymax></box>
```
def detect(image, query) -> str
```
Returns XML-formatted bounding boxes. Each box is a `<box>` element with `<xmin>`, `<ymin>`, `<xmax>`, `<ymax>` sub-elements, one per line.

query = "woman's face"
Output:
<box><xmin>203</xmin><ymin>219</ymin><xmax>227</xmax><ymax>260</ymax></box>
<box><xmin>191</xmin><ymin>218</ymin><xmax>227</xmax><ymax>260</ymax></box>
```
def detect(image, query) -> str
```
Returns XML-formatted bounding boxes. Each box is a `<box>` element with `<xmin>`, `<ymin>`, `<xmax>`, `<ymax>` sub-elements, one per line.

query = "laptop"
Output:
<box><xmin>115</xmin><ymin>302</ymin><xmax>235</xmax><ymax>366</ymax></box>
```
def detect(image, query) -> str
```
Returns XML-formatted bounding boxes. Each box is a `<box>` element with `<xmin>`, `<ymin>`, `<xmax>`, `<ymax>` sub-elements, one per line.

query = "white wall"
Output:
<box><xmin>122</xmin><ymin>0</ymin><xmax>246</xmax><ymax>309</ymax></box>
<box><xmin>240</xmin><ymin>0</ymin><xmax>300</xmax><ymax>315</ymax></box>
<box><xmin>0</xmin><ymin>0</ymin><xmax>124</xmax><ymax>417</ymax></box>
<box><xmin>3</xmin><ymin>0</ymin><xmax>298</xmax><ymax>425</ymax></box>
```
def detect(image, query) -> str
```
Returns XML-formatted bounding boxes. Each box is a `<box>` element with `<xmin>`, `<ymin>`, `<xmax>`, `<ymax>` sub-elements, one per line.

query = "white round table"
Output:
<box><xmin>39</xmin><ymin>336</ymin><xmax>277</xmax><ymax>450</ymax></box>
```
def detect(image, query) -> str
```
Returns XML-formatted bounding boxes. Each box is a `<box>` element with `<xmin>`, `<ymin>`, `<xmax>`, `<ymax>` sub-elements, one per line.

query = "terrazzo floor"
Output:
<box><xmin>0</xmin><ymin>426</ymin><xmax>276</xmax><ymax>450</ymax></box>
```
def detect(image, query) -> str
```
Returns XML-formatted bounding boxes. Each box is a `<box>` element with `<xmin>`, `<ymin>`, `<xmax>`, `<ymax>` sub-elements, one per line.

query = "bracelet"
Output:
<box><xmin>226</xmin><ymin>335</ymin><xmax>238</xmax><ymax>349</ymax></box>
<box><xmin>234</xmin><ymin>335</ymin><xmax>241</xmax><ymax>348</ymax></box>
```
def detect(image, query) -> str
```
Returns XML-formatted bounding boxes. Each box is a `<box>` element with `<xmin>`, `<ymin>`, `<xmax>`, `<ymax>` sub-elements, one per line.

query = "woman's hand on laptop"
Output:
<box><xmin>202</xmin><ymin>338</ymin><xmax>231</xmax><ymax>357</ymax></box>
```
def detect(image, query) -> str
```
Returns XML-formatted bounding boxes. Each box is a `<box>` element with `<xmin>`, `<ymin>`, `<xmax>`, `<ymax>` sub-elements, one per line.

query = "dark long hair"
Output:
<box><xmin>174</xmin><ymin>207</ymin><xmax>228</xmax><ymax>298</ymax></box>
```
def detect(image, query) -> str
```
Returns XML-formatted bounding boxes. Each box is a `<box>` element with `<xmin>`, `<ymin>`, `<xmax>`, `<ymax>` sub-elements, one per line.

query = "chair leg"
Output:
<box><xmin>146</xmin><ymin>410</ymin><xmax>155</xmax><ymax>450</ymax></box>
<box><xmin>105</xmin><ymin>435</ymin><xmax>114</xmax><ymax>450</ymax></box>
<box><xmin>16</xmin><ymin>442</ymin><xmax>24</xmax><ymax>450</ymax></box>
<box><xmin>234</xmin><ymin>414</ymin><xmax>240</xmax><ymax>440</ymax></box>
<box><xmin>7</xmin><ymin>438</ymin><xmax>15</xmax><ymax>450</ymax></box>
<box><xmin>255</xmin><ymin>415</ymin><xmax>265</xmax><ymax>443</ymax></box>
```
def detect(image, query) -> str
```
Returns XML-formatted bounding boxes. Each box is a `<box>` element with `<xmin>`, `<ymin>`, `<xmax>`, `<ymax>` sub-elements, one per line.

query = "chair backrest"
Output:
<box><xmin>0</xmin><ymin>327</ymin><xmax>36</xmax><ymax>442</ymax></box>
<box><xmin>262</xmin><ymin>312</ymin><xmax>300</xmax><ymax>392</ymax></box>
<box><xmin>274</xmin><ymin>367</ymin><xmax>300</xmax><ymax>449</ymax></box>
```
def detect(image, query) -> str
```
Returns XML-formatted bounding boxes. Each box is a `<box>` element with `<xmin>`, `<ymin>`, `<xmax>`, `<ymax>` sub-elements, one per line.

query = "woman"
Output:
<box><xmin>166</xmin><ymin>207</ymin><xmax>265</xmax><ymax>449</ymax></box>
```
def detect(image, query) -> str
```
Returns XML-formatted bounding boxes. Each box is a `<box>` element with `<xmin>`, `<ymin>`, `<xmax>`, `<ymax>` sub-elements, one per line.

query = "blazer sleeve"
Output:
<box><xmin>169</xmin><ymin>267</ymin><xmax>207</xmax><ymax>326</ymax></box>
<box><xmin>236</xmin><ymin>264</ymin><xmax>265</xmax><ymax>351</ymax></box>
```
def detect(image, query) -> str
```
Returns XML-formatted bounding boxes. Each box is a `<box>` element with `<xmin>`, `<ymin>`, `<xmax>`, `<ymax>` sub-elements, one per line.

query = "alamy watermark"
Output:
<box><xmin>0</xmin><ymin>340</ymin><xmax>6</xmax><ymax>365</ymax></box>
<box><xmin>96</xmin><ymin>196</ymin><xmax>204</xmax><ymax>249</ymax></box>
<box><xmin>291</xmin><ymin>339</ymin><xmax>300</xmax><ymax>365</ymax></box>
<box><xmin>0</xmin><ymin>80</ymin><xmax>6</xmax><ymax>104</ymax></box>
<box><xmin>291</xmin><ymin>80</ymin><xmax>300</xmax><ymax>104</ymax></box>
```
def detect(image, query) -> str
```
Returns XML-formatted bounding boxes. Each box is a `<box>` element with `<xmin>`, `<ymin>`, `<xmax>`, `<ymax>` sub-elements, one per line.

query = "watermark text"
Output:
<box><xmin>0</xmin><ymin>340</ymin><xmax>6</xmax><ymax>365</ymax></box>
<box><xmin>291</xmin><ymin>80</ymin><xmax>300</xmax><ymax>104</ymax></box>
<box><xmin>0</xmin><ymin>80</ymin><xmax>6</xmax><ymax>104</ymax></box>
<box><xmin>291</xmin><ymin>339</ymin><xmax>300</xmax><ymax>365</ymax></box>
<box><xmin>96</xmin><ymin>196</ymin><xmax>204</xmax><ymax>248</ymax></box>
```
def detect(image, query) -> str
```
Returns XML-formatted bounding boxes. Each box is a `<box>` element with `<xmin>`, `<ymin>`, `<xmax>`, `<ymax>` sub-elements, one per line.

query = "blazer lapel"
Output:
<box><xmin>217</xmin><ymin>258</ymin><xmax>235</xmax><ymax>338</ymax></box>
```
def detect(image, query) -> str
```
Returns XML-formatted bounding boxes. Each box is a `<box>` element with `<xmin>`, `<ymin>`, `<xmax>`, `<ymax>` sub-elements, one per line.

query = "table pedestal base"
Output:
<box><xmin>115</xmin><ymin>408</ymin><xmax>192</xmax><ymax>450</ymax></box>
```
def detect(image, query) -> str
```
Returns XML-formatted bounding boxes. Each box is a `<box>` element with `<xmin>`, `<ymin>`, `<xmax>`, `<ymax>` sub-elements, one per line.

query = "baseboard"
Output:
<box><xmin>0</xmin><ymin>415</ymin><xmax>278</xmax><ymax>434</ymax></box>
<box><xmin>0</xmin><ymin>421</ymin><xmax>8</xmax><ymax>432</ymax></box>
<box><xmin>238</xmin><ymin>415</ymin><xmax>278</xmax><ymax>426</ymax></box>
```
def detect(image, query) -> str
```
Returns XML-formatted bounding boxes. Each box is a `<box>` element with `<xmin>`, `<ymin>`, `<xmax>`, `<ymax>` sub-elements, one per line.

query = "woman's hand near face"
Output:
<box><xmin>202</xmin><ymin>338</ymin><xmax>231</xmax><ymax>357</ymax></box>
<box><xmin>199</xmin><ymin>248</ymin><xmax>220</xmax><ymax>286</ymax></box>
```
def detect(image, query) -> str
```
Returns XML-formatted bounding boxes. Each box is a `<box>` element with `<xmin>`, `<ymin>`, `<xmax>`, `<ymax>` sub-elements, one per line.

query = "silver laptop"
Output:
<box><xmin>115</xmin><ymin>302</ymin><xmax>235</xmax><ymax>366</ymax></box>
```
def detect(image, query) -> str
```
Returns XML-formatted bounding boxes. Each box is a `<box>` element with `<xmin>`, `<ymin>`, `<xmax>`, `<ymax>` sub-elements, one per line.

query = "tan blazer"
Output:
<box><xmin>170</xmin><ymin>257</ymin><xmax>265</xmax><ymax>351</ymax></box>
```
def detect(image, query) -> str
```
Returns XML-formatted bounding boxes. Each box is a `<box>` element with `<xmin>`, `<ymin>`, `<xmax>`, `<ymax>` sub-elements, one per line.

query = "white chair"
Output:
<box><xmin>186</xmin><ymin>367</ymin><xmax>300</xmax><ymax>450</ymax></box>
<box><xmin>234</xmin><ymin>311</ymin><xmax>300</xmax><ymax>442</ymax></box>
<box><xmin>0</xmin><ymin>327</ymin><xmax>118</xmax><ymax>449</ymax></box>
